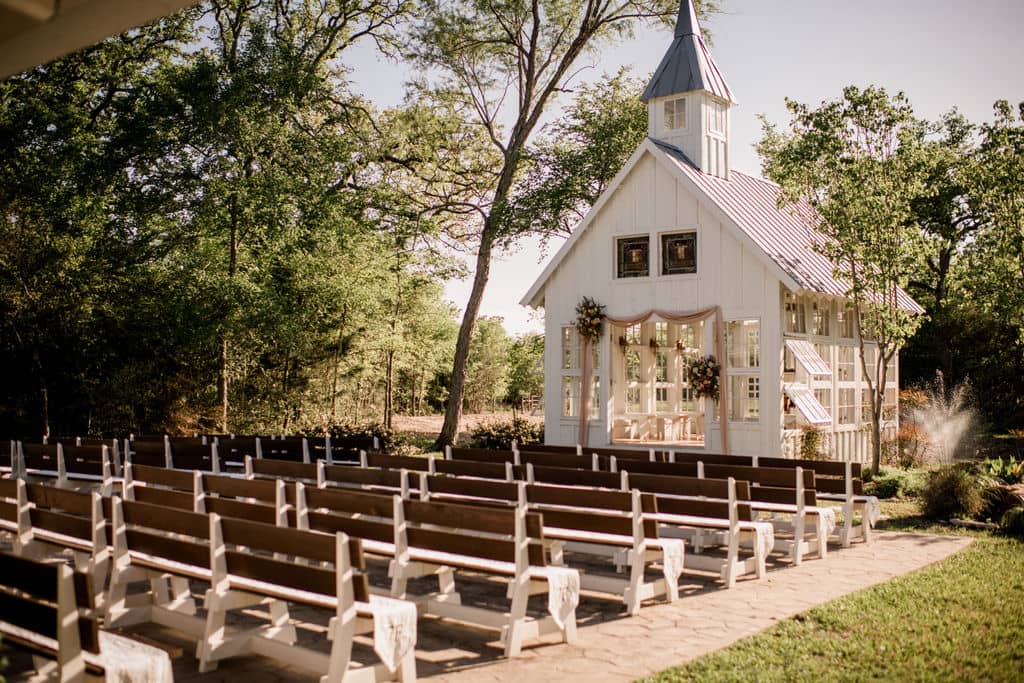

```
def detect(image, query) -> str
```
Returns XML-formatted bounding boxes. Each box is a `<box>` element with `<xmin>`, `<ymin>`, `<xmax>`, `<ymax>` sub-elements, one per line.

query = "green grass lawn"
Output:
<box><xmin>641</xmin><ymin>501</ymin><xmax>1024</xmax><ymax>682</ymax></box>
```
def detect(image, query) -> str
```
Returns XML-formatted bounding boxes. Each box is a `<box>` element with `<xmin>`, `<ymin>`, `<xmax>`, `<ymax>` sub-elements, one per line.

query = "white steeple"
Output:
<box><xmin>642</xmin><ymin>0</ymin><xmax>735</xmax><ymax>179</ymax></box>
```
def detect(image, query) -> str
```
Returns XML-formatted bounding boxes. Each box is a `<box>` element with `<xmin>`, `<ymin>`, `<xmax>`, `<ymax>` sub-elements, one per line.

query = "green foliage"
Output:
<box><xmin>920</xmin><ymin>464</ymin><xmax>987</xmax><ymax>520</ymax></box>
<box><xmin>319</xmin><ymin>422</ymin><xmax>396</xmax><ymax>453</ymax></box>
<box><xmin>507</xmin><ymin>70</ymin><xmax>648</xmax><ymax>244</ymax></box>
<box><xmin>799</xmin><ymin>426</ymin><xmax>825</xmax><ymax>460</ymax></box>
<box><xmin>464</xmin><ymin>317</ymin><xmax>512</xmax><ymax>413</ymax></box>
<box><xmin>983</xmin><ymin>457</ymin><xmax>1024</xmax><ymax>485</ymax></box>
<box><xmin>409</xmin><ymin>0</ymin><xmax>717</xmax><ymax>448</ymax></box>
<box><xmin>505</xmin><ymin>333</ymin><xmax>544</xmax><ymax>410</ymax></box>
<box><xmin>866</xmin><ymin>467</ymin><xmax>924</xmax><ymax>499</ymax></box>
<box><xmin>758</xmin><ymin>86</ymin><xmax>929</xmax><ymax>473</ymax></box>
<box><xmin>643</xmin><ymin>526</ymin><xmax>1024</xmax><ymax>682</ymax></box>
<box><xmin>1000</xmin><ymin>506</ymin><xmax>1024</xmax><ymax>536</ymax></box>
<box><xmin>466</xmin><ymin>418</ymin><xmax>544</xmax><ymax>450</ymax></box>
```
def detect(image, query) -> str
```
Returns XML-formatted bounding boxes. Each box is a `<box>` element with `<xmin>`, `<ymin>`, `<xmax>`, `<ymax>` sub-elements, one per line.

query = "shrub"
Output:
<box><xmin>799</xmin><ymin>426</ymin><xmax>827</xmax><ymax>460</ymax></box>
<box><xmin>920</xmin><ymin>463</ymin><xmax>987</xmax><ymax>520</ymax></box>
<box><xmin>867</xmin><ymin>467</ymin><xmax>924</xmax><ymax>499</ymax></box>
<box><xmin>883</xmin><ymin>423</ymin><xmax>928</xmax><ymax>469</ymax></box>
<box><xmin>1000</xmin><ymin>505</ymin><xmax>1024</xmax><ymax>536</ymax></box>
<box><xmin>982</xmin><ymin>457</ymin><xmax>1024</xmax><ymax>485</ymax></box>
<box><xmin>309</xmin><ymin>422</ymin><xmax>396</xmax><ymax>452</ymax></box>
<box><xmin>466</xmin><ymin>418</ymin><xmax>544</xmax><ymax>450</ymax></box>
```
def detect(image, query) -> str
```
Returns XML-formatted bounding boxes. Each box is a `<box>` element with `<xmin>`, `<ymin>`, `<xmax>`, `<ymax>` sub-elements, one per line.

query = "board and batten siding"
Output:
<box><xmin>542</xmin><ymin>150</ymin><xmax>784</xmax><ymax>456</ymax></box>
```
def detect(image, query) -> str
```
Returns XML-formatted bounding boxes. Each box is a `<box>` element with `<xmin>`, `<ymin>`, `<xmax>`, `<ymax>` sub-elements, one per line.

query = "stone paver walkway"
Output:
<box><xmin>129</xmin><ymin>530</ymin><xmax>970</xmax><ymax>683</ymax></box>
<box><xmin>427</xmin><ymin>531</ymin><xmax>971</xmax><ymax>682</ymax></box>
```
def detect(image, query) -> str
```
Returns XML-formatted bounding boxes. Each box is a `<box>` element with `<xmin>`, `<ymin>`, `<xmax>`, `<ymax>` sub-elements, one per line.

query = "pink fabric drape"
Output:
<box><xmin>577</xmin><ymin>305</ymin><xmax>729</xmax><ymax>454</ymax></box>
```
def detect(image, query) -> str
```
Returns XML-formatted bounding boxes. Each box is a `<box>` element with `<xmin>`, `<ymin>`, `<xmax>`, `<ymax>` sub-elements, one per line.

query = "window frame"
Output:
<box><xmin>663</xmin><ymin>96</ymin><xmax>686</xmax><ymax>131</ymax></box>
<box><xmin>659</xmin><ymin>231</ymin><xmax>698</xmax><ymax>276</ymax></box>
<box><xmin>615</xmin><ymin>235</ymin><xmax>651</xmax><ymax>279</ymax></box>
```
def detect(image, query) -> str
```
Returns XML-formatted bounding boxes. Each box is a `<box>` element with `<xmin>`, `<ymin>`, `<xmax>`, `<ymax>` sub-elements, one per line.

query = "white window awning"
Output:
<box><xmin>784</xmin><ymin>382</ymin><xmax>832</xmax><ymax>425</ymax></box>
<box><xmin>785</xmin><ymin>339</ymin><xmax>832</xmax><ymax>377</ymax></box>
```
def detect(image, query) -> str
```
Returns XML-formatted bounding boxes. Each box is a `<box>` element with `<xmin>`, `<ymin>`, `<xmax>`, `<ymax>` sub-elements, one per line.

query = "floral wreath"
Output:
<box><xmin>574</xmin><ymin>296</ymin><xmax>606</xmax><ymax>343</ymax></box>
<box><xmin>688</xmin><ymin>355</ymin><xmax>721</xmax><ymax>400</ymax></box>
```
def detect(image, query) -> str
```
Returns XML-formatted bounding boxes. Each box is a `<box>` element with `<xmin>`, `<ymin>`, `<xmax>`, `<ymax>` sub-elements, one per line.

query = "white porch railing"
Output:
<box><xmin>782</xmin><ymin>424</ymin><xmax>897</xmax><ymax>463</ymax></box>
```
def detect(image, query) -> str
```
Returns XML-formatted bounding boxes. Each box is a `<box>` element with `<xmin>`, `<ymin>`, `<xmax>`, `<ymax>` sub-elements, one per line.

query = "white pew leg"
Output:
<box><xmin>502</xmin><ymin>580</ymin><xmax>530</xmax><ymax>658</ymax></box>
<box><xmin>323</xmin><ymin>613</ymin><xmax>356</xmax><ymax>683</ymax></box>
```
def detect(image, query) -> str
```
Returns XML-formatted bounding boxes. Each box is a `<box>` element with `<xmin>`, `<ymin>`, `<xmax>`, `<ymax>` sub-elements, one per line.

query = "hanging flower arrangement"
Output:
<box><xmin>688</xmin><ymin>355</ymin><xmax>721</xmax><ymax>400</ymax></box>
<box><xmin>574</xmin><ymin>296</ymin><xmax>606</xmax><ymax>342</ymax></box>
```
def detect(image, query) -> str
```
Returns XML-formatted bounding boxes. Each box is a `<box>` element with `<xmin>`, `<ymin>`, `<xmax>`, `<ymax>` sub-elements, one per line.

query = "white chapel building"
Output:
<box><xmin>520</xmin><ymin>0</ymin><xmax>922</xmax><ymax>460</ymax></box>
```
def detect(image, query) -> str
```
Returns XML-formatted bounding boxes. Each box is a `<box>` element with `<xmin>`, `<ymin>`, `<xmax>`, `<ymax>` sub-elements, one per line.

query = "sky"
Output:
<box><xmin>344</xmin><ymin>0</ymin><xmax>1024</xmax><ymax>337</ymax></box>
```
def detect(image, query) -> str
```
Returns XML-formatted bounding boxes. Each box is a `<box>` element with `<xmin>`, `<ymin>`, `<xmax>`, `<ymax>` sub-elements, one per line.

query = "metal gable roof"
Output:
<box><xmin>641</xmin><ymin>0</ymin><xmax>735</xmax><ymax>103</ymax></box>
<box><xmin>652</xmin><ymin>141</ymin><xmax>925</xmax><ymax>314</ymax></box>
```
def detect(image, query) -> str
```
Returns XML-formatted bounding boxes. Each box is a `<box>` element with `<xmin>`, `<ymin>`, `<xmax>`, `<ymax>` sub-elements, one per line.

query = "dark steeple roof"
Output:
<box><xmin>641</xmin><ymin>0</ymin><xmax>735</xmax><ymax>103</ymax></box>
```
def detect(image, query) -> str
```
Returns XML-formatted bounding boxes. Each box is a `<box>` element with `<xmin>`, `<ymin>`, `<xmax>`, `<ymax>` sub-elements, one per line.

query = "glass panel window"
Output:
<box><xmin>677</xmin><ymin>323</ymin><xmax>697</xmax><ymax>349</ymax></box>
<box><xmin>660</xmin><ymin>232</ymin><xmax>697</xmax><ymax>275</ymax></box>
<box><xmin>784</xmin><ymin>292</ymin><xmax>806</xmax><ymax>334</ymax></box>
<box><xmin>561</xmin><ymin>377</ymin><xmax>579</xmax><ymax>418</ymax></box>
<box><xmin>617</xmin><ymin>236</ymin><xmax>649</xmax><ymax>278</ymax></box>
<box><xmin>861</xmin><ymin>345</ymin><xmax>877</xmax><ymax>381</ymax></box>
<box><xmin>708</xmin><ymin>101</ymin><xmax>726</xmax><ymax>135</ymax></box>
<box><xmin>886</xmin><ymin>352</ymin><xmax>897</xmax><ymax>380</ymax></box>
<box><xmin>561</xmin><ymin>327</ymin><xmax>574</xmax><ymax>370</ymax></box>
<box><xmin>655</xmin><ymin>352</ymin><xmax>668</xmax><ymax>382</ymax></box>
<box><xmin>626</xmin><ymin>386</ymin><xmax>642</xmax><ymax>413</ymax></box>
<box><xmin>727</xmin><ymin>320</ymin><xmax>760</xmax><ymax>368</ymax></box>
<box><xmin>836</xmin><ymin>306</ymin><xmax>855</xmax><ymax>338</ymax></box>
<box><xmin>664</xmin><ymin>96</ymin><xmax>686</xmax><ymax>130</ymax></box>
<box><xmin>783</xmin><ymin>347</ymin><xmax>796</xmax><ymax>373</ymax></box>
<box><xmin>625</xmin><ymin>350</ymin><xmax>642</xmax><ymax>383</ymax></box>
<box><xmin>837</xmin><ymin>346</ymin><xmax>855</xmax><ymax>381</ymax></box>
<box><xmin>625</xmin><ymin>323</ymin><xmax>642</xmax><ymax>345</ymax></box>
<box><xmin>814</xmin><ymin>388</ymin><xmax>832</xmax><ymax>415</ymax></box>
<box><xmin>838</xmin><ymin>388</ymin><xmax>855</xmax><ymax>425</ymax></box>
<box><xmin>862</xmin><ymin>389</ymin><xmax>874</xmax><ymax>423</ymax></box>
<box><xmin>814</xmin><ymin>343</ymin><xmax>831</xmax><ymax>371</ymax></box>
<box><xmin>729</xmin><ymin>375</ymin><xmax>759</xmax><ymax>422</ymax></box>
<box><xmin>811</xmin><ymin>301</ymin><xmax>830</xmax><ymax>336</ymax></box>
<box><xmin>654</xmin><ymin>322</ymin><xmax>669</xmax><ymax>347</ymax></box>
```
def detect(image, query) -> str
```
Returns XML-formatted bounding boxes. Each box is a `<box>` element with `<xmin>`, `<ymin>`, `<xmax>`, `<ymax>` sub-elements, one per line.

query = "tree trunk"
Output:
<box><xmin>434</xmin><ymin>230</ymin><xmax>494</xmax><ymax>449</ymax></box>
<box><xmin>40</xmin><ymin>381</ymin><xmax>50</xmax><ymax>441</ymax></box>
<box><xmin>220</xmin><ymin>192</ymin><xmax>239</xmax><ymax>434</ymax></box>
<box><xmin>384</xmin><ymin>349</ymin><xmax>394</xmax><ymax>430</ymax></box>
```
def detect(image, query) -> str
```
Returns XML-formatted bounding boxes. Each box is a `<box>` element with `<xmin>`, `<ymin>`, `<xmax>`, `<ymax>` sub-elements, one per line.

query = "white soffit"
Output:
<box><xmin>784</xmin><ymin>383</ymin><xmax>831</xmax><ymax>425</ymax></box>
<box><xmin>785</xmin><ymin>338</ymin><xmax>832</xmax><ymax>377</ymax></box>
<box><xmin>0</xmin><ymin>0</ymin><xmax>200</xmax><ymax>80</ymax></box>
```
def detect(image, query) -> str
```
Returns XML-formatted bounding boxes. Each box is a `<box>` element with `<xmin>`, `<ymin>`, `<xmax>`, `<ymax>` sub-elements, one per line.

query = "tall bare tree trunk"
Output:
<box><xmin>220</xmin><ymin>193</ymin><xmax>239</xmax><ymax>434</ymax></box>
<box><xmin>435</xmin><ymin>231</ymin><xmax>493</xmax><ymax>449</ymax></box>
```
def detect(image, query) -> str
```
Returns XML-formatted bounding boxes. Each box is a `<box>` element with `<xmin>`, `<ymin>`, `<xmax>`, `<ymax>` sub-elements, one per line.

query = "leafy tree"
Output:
<box><xmin>464</xmin><ymin>317</ymin><xmax>512</xmax><ymax>413</ymax></box>
<box><xmin>758</xmin><ymin>86</ymin><xmax>928</xmax><ymax>474</ymax></box>
<box><xmin>507</xmin><ymin>69</ymin><xmax>648</xmax><ymax>245</ymax></box>
<box><xmin>964</xmin><ymin>101</ymin><xmax>1024</xmax><ymax>340</ymax></box>
<box><xmin>505</xmin><ymin>333</ymin><xmax>545</xmax><ymax>415</ymax></box>
<box><xmin>408</xmin><ymin>0</ymin><xmax>716</xmax><ymax>449</ymax></box>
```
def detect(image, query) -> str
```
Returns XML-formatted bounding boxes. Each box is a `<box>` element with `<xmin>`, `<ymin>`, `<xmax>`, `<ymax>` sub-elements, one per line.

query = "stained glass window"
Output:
<box><xmin>617</xmin><ymin>236</ymin><xmax>649</xmax><ymax>278</ymax></box>
<box><xmin>661</xmin><ymin>232</ymin><xmax>697</xmax><ymax>275</ymax></box>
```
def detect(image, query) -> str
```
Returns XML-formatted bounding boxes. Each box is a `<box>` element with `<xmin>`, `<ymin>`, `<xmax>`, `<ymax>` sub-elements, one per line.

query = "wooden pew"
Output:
<box><xmin>201</xmin><ymin>515</ymin><xmax>418</xmax><ymax>681</ymax></box>
<box><xmin>608</xmin><ymin>458</ymin><xmax>830</xmax><ymax>563</ymax></box>
<box><xmin>667</xmin><ymin>451</ymin><xmax>876</xmax><ymax>546</ymax></box>
<box><xmin>418</xmin><ymin>474</ymin><xmax>683</xmax><ymax>615</ymax></box>
<box><xmin>292</xmin><ymin>483</ymin><xmax>578</xmax><ymax>657</ymax></box>
<box><xmin>0</xmin><ymin>551</ymin><xmax>105</xmax><ymax>682</ymax></box>
<box><xmin>123</xmin><ymin>435</ymin><xmax>171</xmax><ymax>468</ymax></box>
<box><xmin>167</xmin><ymin>440</ymin><xmax>221</xmax><ymax>472</ymax></box>
<box><xmin>259</xmin><ymin>436</ymin><xmax>310</xmax><ymax>463</ymax></box>
<box><xmin>245</xmin><ymin>455</ymin><xmax>319</xmax><ymax>484</ymax></box>
<box><xmin>390</xmin><ymin>495</ymin><xmax>579</xmax><ymax>657</ymax></box>
<box><xmin>619</xmin><ymin>471</ymin><xmax>772</xmax><ymax>588</ymax></box>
